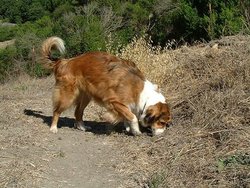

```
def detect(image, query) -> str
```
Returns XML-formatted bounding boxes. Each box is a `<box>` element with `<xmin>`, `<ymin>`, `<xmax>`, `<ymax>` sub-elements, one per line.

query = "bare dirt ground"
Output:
<box><xmin>0</xmin><ymin>76</ymin><xmax>127</xmax><ymax>188</ymax></box>
<box><xmin>0</xmin><ymin>35</ymin><xmax>250</xmax><ymax>188</ymax></box>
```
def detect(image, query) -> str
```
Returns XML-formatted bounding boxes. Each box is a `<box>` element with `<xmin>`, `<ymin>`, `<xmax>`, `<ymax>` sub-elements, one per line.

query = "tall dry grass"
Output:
<box><xmin>116</xmin><ymin>35</ymin><xmax>250</xmax><ymax>187</ymax></box>
<box><xmin>119</xmin><ymin>37</ymin><xmax>174</xmax><ymax>86</ymax></box>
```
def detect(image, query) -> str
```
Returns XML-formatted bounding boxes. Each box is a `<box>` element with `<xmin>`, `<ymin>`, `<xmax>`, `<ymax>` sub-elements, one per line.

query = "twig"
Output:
<box><xmin>153</xmin><ymin>137</ymin><xmax>164</xmax><ymax>143</ymax></box>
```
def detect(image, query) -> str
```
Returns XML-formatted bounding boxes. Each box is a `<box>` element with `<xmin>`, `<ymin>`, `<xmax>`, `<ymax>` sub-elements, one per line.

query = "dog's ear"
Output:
<box><xmin>144</xmin><ymin>108</ymin><xmax>156</xmax><ymax>124</ymax></box>
<box><xmin>159</xmin><ymin>103</ymin><xmax>172</xmax><ymax>125</ymax></box>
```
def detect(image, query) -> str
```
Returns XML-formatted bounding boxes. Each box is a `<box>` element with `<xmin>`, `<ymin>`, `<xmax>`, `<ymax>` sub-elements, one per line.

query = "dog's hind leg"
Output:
<box><xmin>50</xmin><ymin>87</ymin><xmax>77</xmax><ymax>133</ymax></box>
<box><xmin>74</xmin><ymin>92</ymin><xmax>91</xmax><ymax>131</ymax></box>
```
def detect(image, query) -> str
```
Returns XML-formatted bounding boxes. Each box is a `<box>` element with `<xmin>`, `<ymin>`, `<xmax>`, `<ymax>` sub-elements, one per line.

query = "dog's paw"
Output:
<box><xmin>124</xmin><ymin>122</ymin><xmax>131</xmax><ymax>132</ymax></box>
<box><xmin>125</xmin><ymin>126</ymin><xmax>131</xmax><ymax>132</ymax></box>
<box><xmin>131</xmin><ymin>130</ymin><xmax>142</xmax><ymax>136</ymax></box>
<box><xmin>74</xmin><ymin>121</ymin><xmax>91</xmax><ymax>131</ymax></box>
<box><xmin>50</xmin><ymin>126</ymin><xmax>58</xmax><ymax>133</ymax></box>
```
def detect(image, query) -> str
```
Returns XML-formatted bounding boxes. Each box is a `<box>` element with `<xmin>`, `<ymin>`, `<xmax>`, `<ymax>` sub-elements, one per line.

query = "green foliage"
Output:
<box><xmin>14</xmin><ymin>33</ymin><xmax>50</xmax><ymax>77</ymax></box>
<box><xmin>218</xmin><ymin>153</ymin><xmax>250</xmax><ymax>172</ymax></box>
<box><xmin>204</xmin><ymin>1</ymin><xmax>245</xmax><ymax>39</ymax></box>
<box><xmin>0</xmin><ymin>0</ymin><xmax>249</xmax><ymax>81</ymax></box>
<box><xmin>82</xmin><ymin>18</ymin><xmax>106</xmax><ymax>51</ymax></box>
<box><xmin>147</xmin><ymin>172</ymin><xmax>168</xmax><ymax>188</ymax></box>
<box><xmin>54</xmin><ymin>3</ymin><xmax>123</xmax><ymax>56</ymax></box>
<box><xmin>1</xmin><ymin>0</ymin><xmax>248</xmax><ymax>43</ymax></box>
<box><xmin>16</xmin><ymin>16</ymin><xmax>54</xmax><ymax>39</ymax></box>
<box><xmin>0</xmin><ymin>46</ymin><xmax>16</xmax><ymax>82</ymax></box>
<box><xmin>53</xmin><ymin>2</ymin><xmax>74</xmax><ymax>19</ymax></box>
<box><xmin>0</xmin><ymin>0</ymin><xmax>45</xmax><ymax>23</ymax></box>
<box><xmin>53</xmin><ymin>12</ymin><xmax>85</xmax><ymax>56</ymax></box>
<box><xmin>27</xmin><ymin>1</ymin><xmax>47</xmax><ymax>21</ymax></box>
<box><xmin>151</xmin><ymin>0</ymin><xmax>246</xmax><ymax>43</ymax></box>
<box><xmin>0</xmin><ymin>26</ymin><xmax>17</xmax><ymax>42</ymax></box>
<box><xmin>125</xmin><ymin>0</ymin><xmax>155</xmax><ymax>32</ymax></box>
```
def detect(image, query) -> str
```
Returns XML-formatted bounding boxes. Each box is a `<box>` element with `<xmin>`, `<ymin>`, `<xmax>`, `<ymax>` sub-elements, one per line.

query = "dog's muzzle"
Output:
<box><xmin>152</xmin><ymin>127</ymin><xmax>166</xmax><ymax>136</ymax></box>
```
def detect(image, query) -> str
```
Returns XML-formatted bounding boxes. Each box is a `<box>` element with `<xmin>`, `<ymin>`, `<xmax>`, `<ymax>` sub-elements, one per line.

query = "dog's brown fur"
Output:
<box><xmin>144</xmin><ymin>102</ymin><xmax>171</xmax><ymax>130</ymax></box>
<box><xmin>42</xmin><ymin>37</ymin><xmax>148</xmax><ymax>134</ymax></box>
<box><xmin>41</xmin><ymin>36</ymin><xmax>171</xmax><ymax>135</ymax></box>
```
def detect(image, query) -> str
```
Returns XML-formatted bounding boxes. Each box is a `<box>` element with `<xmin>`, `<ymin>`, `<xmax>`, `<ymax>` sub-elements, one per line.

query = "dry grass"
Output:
<box><xmin>119</xmin><ymin>37</ymin><xmax>174</xmax><ymax>85</ymax></box>
<box><xmin>116</xmin><ymin>35</ymin><xmax>250</xmax><ymax>187</ymax></box>
<box><xmin>0</xmin><ymin>39</ymin><xmax>15</xmax><ymax>49</ymax></box>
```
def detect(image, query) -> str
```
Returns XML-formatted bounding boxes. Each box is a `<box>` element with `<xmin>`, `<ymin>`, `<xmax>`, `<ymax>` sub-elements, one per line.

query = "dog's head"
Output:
<box><xmin>143</xmin><ymin>102</ymin><xmax>171</xmax><ymax>136</ymax></box>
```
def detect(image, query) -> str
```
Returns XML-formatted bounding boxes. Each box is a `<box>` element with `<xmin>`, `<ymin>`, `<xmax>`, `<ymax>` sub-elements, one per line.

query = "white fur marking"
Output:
<box><xmin>152</xmin><ymin>127</ymin><xmax>166</xmax><ymax>136</ymax></box>
<box><xmin>124</xmin><ymin>122</ymin><xmax>131</xmax><ymax>132</ymax></box>
<box><xmin>50</xmin><ymin>126</ymin><xmax>58</xmax><ymax>133</ymax></box>
<box><xmin>130</xmin><ymin>115</ymin><xmax>141</xmax><ymax>135</ymax></box>
<box><xmin>138</xmin><ymin>80</ymin><xmax>166</xmax><ymax>125</ymax></box>
<box><xmin>74</xmin><ymin>121</ymin><xmax>91</xmax><ymax>131</ymax></box>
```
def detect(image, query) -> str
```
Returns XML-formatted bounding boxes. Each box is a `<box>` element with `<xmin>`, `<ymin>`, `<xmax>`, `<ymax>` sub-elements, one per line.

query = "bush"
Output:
<box><xmin>205</xmin><ymin>1</ymin><xmax>245</xmax><ymax>39</ymax></box>
<box><xmin>0</xmin><ymin>26</ymin><xmax>17</xmax><ymax>42</ymax></box>
<box><xmin>15</xmin><ymin>33</ymin><xmax>50</xmax><ymax>77</ymax></box>
<box><xmin>0</xmin><ymin>46</ymin><xmax>17</xmax><ymax>82</ymax></box>
<box><xmin>54</xmin><ymin>3</ymin><xmax>124</xmax><ymax>56</ymax></box>
<box><xmin>151</xmin><ymin>0</ymin><xmax>246</xmax><ymax>44</ymax></box>
<box><xmin>1</xmin><ymin>0</ymin><xmax>250</xmax><ymax>82</ymax></box>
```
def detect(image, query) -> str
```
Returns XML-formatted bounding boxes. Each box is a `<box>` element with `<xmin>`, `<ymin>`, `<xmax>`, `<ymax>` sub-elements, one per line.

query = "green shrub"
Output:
<box><xmin>205</xmin><ymin>1</ymin><xmax>245</xmax><ymax>39</ymax></box>
<box><xmin>0</xmin><ymin>46</ymin><xmax>17</xmax><ymax>82</ymax></box>
<box><xmin>1</xmin><ymin>0</ymin><xmax>249</xmax><ymax>81</ymax></box>
<box><xmin>15</xmin><ymin>33</ymin><xmax>50</xmax><ymax>77</ymax></box>
<box><xmin>0</xmin><ymin>26</ymin><xmax>17</xmax><ymax>42</ymax></box>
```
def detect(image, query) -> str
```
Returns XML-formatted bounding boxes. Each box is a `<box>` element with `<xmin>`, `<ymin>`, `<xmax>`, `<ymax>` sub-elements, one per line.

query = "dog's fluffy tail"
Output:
<box><xmin>41</xmin><ymin>36</ymin><xmax>65</xmax><ymax>68</ymax></box>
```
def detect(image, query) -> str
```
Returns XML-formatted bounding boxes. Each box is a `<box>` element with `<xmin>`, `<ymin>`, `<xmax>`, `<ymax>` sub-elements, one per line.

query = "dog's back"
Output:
<box><xmin>41</xmin><ymin>37</ymin><xmax>145</xmax><ymax>108</ymax></box>
<box><xmin>61</xmin><ymin>51</ymin><xmax>145</xmax><ymax>105</ymax></box>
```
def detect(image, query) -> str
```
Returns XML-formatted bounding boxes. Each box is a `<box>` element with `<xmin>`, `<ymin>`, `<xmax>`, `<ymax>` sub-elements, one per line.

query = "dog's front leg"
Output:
<box><xmin>111</xmin><ymin>101</ymin><xmax>142</xmax><ymax>136</ymax></box>
<box><xmin>124</xmin><ymin>121</ymin><xmax>131</xmax><ymax>132</ymax></box>
<box><xmin>129</xmin><ymin>115</ymin><xmax>142</xmax><ymax>136</ymax></box>
<box><xmin>50</xmin><ymin>111</ymin><xmax>60</xmax><ymax>133</ymax></box>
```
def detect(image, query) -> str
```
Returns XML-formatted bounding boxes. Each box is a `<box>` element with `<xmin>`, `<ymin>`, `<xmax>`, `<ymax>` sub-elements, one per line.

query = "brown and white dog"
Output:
<box><xmin>41</xmin><ymin>36</ymin><xmax>171</xmax><ymax>136</ymax></box>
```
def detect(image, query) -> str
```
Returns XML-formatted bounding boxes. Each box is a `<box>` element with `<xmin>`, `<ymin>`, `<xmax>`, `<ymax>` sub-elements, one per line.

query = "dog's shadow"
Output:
<box><xmin>23</xmin><ymin>109</ymin><xmax>125</xmax><ymax>135</ymax></box>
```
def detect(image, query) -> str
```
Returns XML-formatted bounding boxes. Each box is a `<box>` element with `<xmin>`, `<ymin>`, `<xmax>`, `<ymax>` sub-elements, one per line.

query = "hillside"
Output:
<box><xmin>0</xmin><ymin>35</ymin><xmax>249</xmax><ymax>187</ymax></box>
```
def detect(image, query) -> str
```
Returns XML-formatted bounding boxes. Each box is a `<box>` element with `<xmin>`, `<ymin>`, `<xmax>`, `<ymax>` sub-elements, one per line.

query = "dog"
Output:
<box><xmin>41</xmin><ymin>36</ymin><xmax>171</xmax><ymax>136</ymax></box>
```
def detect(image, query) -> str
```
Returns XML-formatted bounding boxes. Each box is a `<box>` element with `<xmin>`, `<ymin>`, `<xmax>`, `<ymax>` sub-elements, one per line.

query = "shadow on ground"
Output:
<box><xmin>24</xmin><ymin>109</ymin><xmax>125</xmax><ymax>135</ymax></box>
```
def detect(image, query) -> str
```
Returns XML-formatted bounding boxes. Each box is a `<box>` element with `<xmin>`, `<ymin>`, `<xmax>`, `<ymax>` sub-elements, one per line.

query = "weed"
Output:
<box><xmin>146</xmin><ymin>172</ymin><xmax>167</xmax><ymax>188</ymax></box>
<box><xmin>218</xmin><ymin>153</ymin><xmax>250</xmax><ymax>171</ymax></box>
<box><xmin>53</xmin><ymin>150</ymin><xmax>66</xmax><ymax>158</ymax></box>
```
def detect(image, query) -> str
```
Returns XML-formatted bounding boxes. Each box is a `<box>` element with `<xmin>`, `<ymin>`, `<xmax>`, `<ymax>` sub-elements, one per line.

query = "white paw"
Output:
<box><xmin>152</xmin><ymin>128</ymin><xmax>166</xmax><ymax>136</ymax></box>
<box><xmin>50</xmin><ymin>126</ymin><xmax>58</xmax><ymax>133</ymax></box>
<box><xmin>125</xmin><ymin>126</ymin><xmax>131</xmax><ymax>132</ymax></box>
<box><xmin>74</xmin><ymin>121</ymin><xmax>91</xmax><ymax>131</ymax></box>
<box><xmin>124</xmin><ymin>122</ymin><xmax>131</xmax><ymax>132</ymax></box>
<box><xmin>131</xmin><ymin>129</ymin><xmax>142</xmax><ymax>136</ymax></box>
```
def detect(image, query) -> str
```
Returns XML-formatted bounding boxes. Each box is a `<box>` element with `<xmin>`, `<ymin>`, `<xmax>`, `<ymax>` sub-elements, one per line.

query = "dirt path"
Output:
<box><xmin>0</xmin><ymin>76</ymin><xmax>125</xmax><ymax>188</ymax></box>
<box><xmin>38</xmin><ymin>130</ymin><xmax>122</xmax><ymax>188</ymax></box>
